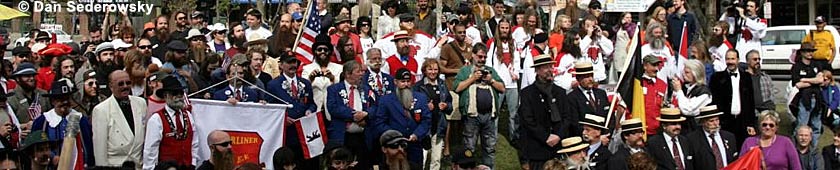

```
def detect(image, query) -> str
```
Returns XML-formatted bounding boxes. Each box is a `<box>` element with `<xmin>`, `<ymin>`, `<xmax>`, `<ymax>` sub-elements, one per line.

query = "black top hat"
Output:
<box><xmin>42</xmin><ymin>78</ymin><xmax>77</xmax><ymax>98</ymax></box>
<box><xmin>155</xmin><ymin>76</ymin><xmax>184</xmax><ymax>98</ymax></box>
<box><xmin>312</xmin><ymin>33</ymin><xmax>333</xmax><ymax>50</ymax></box>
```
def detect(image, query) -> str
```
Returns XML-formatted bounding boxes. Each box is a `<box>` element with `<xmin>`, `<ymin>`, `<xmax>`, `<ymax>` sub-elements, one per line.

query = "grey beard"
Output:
<box><xmin>564</xmin><ymin>157</ymin><xmax>591</xmax><ymax>170</ymax></box>
<box><xmin>166</xmin><ymin>99</ymin><xmax>186</xmax><ymax>110</ymax></box>
<box><xmin>651</xmin><ymin>37</ymin><xmax>666</xmax><ymax>49</ymax></box>
<box><xmin>396</xmin><ymin>88</ymin><xmax>414</xmax><ymax>109</ymax></box>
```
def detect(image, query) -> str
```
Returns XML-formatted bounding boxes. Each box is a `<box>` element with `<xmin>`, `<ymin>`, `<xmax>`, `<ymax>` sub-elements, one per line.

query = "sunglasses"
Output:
<box><xmin>138</xmin><ymin>45</ymin><xmax>152</xmax><ymax>49</ymax></box>
<box><xmin>215</xmin><ymin>31</ymin><xmax>226</xmax><ymax>35</ymax></box>
<box><xmin>214</xmin><ymin>141</ymin><xmax>232</xmax><ymax>147</ymax></box>
<box><xmin>385</xmin><ymin>141</ymin><xmax>408</xmax><ymax>149</ymax></box>
<box><xmin>117</xmin><ymin>48</ymin><xmax>129</xmax><ymax>52</ymax></box>
<box><xmin>86</xmin><ymin>81</ymin><xmax>96</xmax><ymax>87</ymax></box>
<box><xmin>177</xmin><ymin>17</ymin><xmax>186</xmax><ymax>20</ymax></box>
<box><xmin>190</xmin><ymin>38</ymin><xmax>205</xmax><ymax>42</ymax></box>
<box><xmin>116</xmin><ymin>80</ymin><xmax>132</xmax><ymax>86</ymax></box>
<box><xmin>315</xmin><ymin>47</ymin><xmax>330</xmax><ymax>52</ymax></box>
<box><xmin>761</xmin><ymin>123</ymin><xmax>776</xmax><ymax>128</ymax></box>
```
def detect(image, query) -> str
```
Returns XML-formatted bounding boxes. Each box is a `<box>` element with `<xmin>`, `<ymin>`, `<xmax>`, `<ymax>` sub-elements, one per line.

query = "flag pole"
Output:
<box><xmin>604</xmin><ymin>24</ymin><xmax>641</xmax><ymax>130</ymax></box>
<box><xmin>292</xmin><ymin>0</ymin><xmax>316</xmax><ymax>49</ymax></box>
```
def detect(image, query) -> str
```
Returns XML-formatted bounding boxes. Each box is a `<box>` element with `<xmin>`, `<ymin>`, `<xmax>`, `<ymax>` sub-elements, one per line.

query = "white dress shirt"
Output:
<box><xmin>675</xmin><ymin>84</ymin><xmax>712</xmax><ymax>116</ymax></box>
<box><xmin>142</xmin><ymin>105</ymin><xmax>199</xmax><ymax>170</ymax></box>
<box><xmin>730</xmin><ymin>70</ymin><xmax>741</xmax><ymax>116</ymax></box>
<box><xmin>343</xmin><ymin>81</ymin><xmax>364</xmax><ymax>133</ymax></box>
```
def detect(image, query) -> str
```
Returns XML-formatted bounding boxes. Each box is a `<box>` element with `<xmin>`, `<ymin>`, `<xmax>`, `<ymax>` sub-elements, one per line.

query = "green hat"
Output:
<box><xmin>643</xmin><ymin>55</ymin><xmax>663</xmax><ymax>64</ymax></box>
<box><xmin>21</xmin><ymin>130</ymin><xmax>54</xmax><ymax>151</ymax></box>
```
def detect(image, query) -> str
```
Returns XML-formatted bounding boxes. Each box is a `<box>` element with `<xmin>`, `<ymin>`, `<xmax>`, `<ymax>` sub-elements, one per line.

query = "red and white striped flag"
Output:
<box><xmin>295</xmin><ymin>112</ymin><xmax>327</xmax><ymax>159</ymax></box>
<box><xmin>28</xmin><ymin>96</ymin><xmax>41</xmax><ymax>120</ymax></box>
<box><xmin>293</xmin><ymin>0</ymin><xmax>322</xmax><ymax>65</ymax></box>
<box><xmin>183</xmin><ymin>92</ymin><xmax>192</xmax><ymax>111</ymax></box>
<box><xmin>679</xmin><ymin>21</ymin><xmax>689</xmax><ymax>59</ymax></box>
<box><xmin>66</xmin><ymin>135</ymin><xmax>85</xmax><ymax>170</ymax></box>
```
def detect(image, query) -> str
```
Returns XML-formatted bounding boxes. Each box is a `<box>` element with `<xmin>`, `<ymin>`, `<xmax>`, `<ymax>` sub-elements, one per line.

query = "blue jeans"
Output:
<box><xmin>463</xmin><ymin>113</ymin><xmax>497</xmax><ymax>169</ymax></box>
<box><xmin>500</xmin><ymin>88</ymin><xmax>520</xmax><ymax>142</ymax></box>
<box><xmin>797</xmin><ymin>98</ymin><xmax>822</xmax><ymax>147</ymax></box>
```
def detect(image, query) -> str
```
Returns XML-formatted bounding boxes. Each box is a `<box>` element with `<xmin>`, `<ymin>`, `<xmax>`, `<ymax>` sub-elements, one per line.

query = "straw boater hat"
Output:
<box><xmin>391</xmin><ymin>30</ymin><xmax>412</xmax><ymax>42</ymax></box>
<box><xmin>657</xmin><ymin>108</ymin><xmax>686</xmax><ymax>122</ymax></box>
<box><xmin>531</xmin><ymin>54</ymin><xmax>556</xmax><ymax>68</ymax></box>
<box><xmin>556</xmin><ymin>137</ymin><xmax>590</xmax><ymax>154</ymax></box>
<box><xmin>695</xmin><ymin>105</ymin><xmax>724</xmax><ymax>120</ymax></box>
<box><xmin>620</xmin><ymin>118</ymin><xmax>644</xmax><ymax>133</ymax></box>
<box><xmin>579</xmin><ymin>114</ymin><xmax>608</xmax><ymax>130</ymax></box>
<box><xmin>572</xmin><ymin>61</ymin><xmax>594</xmax><ymax>75</ymax></box>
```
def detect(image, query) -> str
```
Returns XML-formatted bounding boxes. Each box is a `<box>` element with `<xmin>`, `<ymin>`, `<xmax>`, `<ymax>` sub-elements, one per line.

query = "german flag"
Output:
<box><xmin>612</xmin><ymin>25</ymin><xmax>647</xmax><ymax>138</ymax></box>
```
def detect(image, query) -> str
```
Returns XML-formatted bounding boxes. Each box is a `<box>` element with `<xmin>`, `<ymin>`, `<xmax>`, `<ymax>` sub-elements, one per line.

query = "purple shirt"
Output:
<box><xmin>739</xmin><ymin>136</ymin><xmax>802</xmax><ymax>170</ymax></box>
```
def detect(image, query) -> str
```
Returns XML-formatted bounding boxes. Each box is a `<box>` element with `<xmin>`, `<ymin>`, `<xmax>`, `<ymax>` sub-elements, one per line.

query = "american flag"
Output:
<box><xmin>294</xmin><ymin>0</ymin><xmax>322</xmax><ymax>65</ymax></box>
<box><xmin>184</xmin><ymin>92</ymin><xmax>192</xmax><ymax>111</ymax></box>
<box><xmin>28</xmin><ymin>96</ymin><xmax>41</xmax><ymax>120</ymax></box>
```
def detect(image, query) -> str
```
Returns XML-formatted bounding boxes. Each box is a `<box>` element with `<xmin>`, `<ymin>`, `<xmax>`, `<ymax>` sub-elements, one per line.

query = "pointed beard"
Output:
<box><xmin>709</xmin><ymin>35</ymin><xmax>724</xmax><ymax>47</ymax></box>
<box><xmin>397</xmin><ymin>88</ymin><xmax>414</xmax><ymax>109</ymax></box>
<box><xmin>386</xmin><ymin>151</ymin><xmax>409</xmax><ymax>170</ymax></box>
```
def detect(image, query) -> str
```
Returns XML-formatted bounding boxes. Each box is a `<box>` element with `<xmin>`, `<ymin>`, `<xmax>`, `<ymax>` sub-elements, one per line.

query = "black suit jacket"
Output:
<box><xmin>607</xmin><ymin>145</ymin><xmax>635</xmax><ymax>170</ymax></box>
<box><xmin>686</xmin><ymin>130</ymin><xmax>738</xmax><ymax>170</ymax></box>
<box><xmin>646</xmin><ymin>133</ymin><xmax>695</xmax><ymax>170</ymax></box>
<box><xmin>589</xmin><ymin>144</ymin><xmax>612</xmax><ymax>170</ymax></box>
<box><xmin>822</xmin><ymin>145</ymin><xmax>840</xmax><ymax>170</ymax></box>
<box><xmin>568</xmin><ymin>87</ymin><xmax>610</xmax><ymax>119</ymax></box>
<box><xmin>518</xmin><ymin>84</ymin><xmax>572</xmax><ymax>161</ymax></box>
<box><xmin>710</xmin><ymin>70</ymin><xmax>755</xmax><ymax>146</ymax></box>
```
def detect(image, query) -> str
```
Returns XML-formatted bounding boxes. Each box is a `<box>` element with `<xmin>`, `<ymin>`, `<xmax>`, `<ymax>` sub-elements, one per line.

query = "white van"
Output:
<box><xmin>760</xmin><ymin>25</ymin><xmax>840</xmax><ymax>73</ymax></box>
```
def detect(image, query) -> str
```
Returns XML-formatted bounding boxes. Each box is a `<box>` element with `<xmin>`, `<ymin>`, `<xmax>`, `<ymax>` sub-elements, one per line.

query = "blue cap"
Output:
<box><xmin>13</xmin><ymin>62</ymin><xmax>37</xmax><ymax>77</ymax></box>
<box><xmin>292</xmin><ymin>12</ymin><xmax>303</xmax><ymax>20</ymax></box>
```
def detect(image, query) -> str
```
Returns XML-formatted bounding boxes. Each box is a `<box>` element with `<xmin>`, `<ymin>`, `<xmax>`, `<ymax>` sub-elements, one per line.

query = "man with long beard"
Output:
<box><xmin>518</xmin><ymin>54</ymin><xmax>569</xmax><ymax>170</ymax></box>
<box><xmin>556</xmin><ymin>137</ymin><xmax>591</xmax><ymax>170</ymax></box>
<box><xmin>708</xmin><ymin>21</ymin><xmax>732</xmax><ymax>72</ymax></box>
<box><xmin>362</xmin><ymin>48</ymin><xmax>395</xmax><ymax>100</ymax></box>
<box><xmin>607</xmin><ymin>118</ymin><xmax>647</xmax><ymax>170</ymax></box>
<box><xmin>373</xmin><ymin>68</ymin><xmax>431</xmax><ymax>166</ymax></box>
<box><xmin>331</xmin><ymin>15</ymin><xmax>363</xmax><ymax>63</ymax></box>
<box><xmin>641</xmin><ymin>22</ymin><xmax>679</xmax><ymax>79</ymax></box>
<box><xmin>373</xmin><ymin>14</ymin><xmax>446</xmax><ymax>75</ymax></box>
<box><xmin>151</xmin><ymin>15</ymin><xmax>172</xmax><ymax>59</ymax></box>
<box><xmin>377</xmin><ymin>130</ymin><xmax>421</xmax><ymax>170</ymax></box>
<box><xmin>486</xmin><ymin>19</ymin><xmax>521</xmax><ymax>149</ymax></box>
<box><xmin>302</xmin><ymin>33</ymin><xmax>343</xmax><ymax>113</ymax></box>
<box><xmin>197</xmin><ymin>130</ymin><xmax>235</xmax><ymax>170</ymax></box>
<box><xmin>162</xmin><ymin>41</ymin><xmax>198</xmax><ymax>92</ymax></box>
<box><xmin>144</xmin><ymin>76</ymin><xmax>200</xmax><ymax>169</ymax></box>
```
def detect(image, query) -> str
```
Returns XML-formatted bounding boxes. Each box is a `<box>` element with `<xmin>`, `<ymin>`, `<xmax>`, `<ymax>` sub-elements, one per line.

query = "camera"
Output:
<box><xmin>476</xmin><ymin>68</ymin><xmax>491</xmax><ymax>84</ymax></box>
<box><xmin>721</xmin><ymin>0</ymin><xmax>742</xmax><ymax>17</ymax></box>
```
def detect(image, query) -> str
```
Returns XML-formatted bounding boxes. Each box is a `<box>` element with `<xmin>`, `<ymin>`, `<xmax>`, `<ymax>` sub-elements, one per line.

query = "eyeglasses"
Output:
<box><xmin>385</xmin><ymin>141</ymin><xmax>407</xmax><ymax>149</ymax></box>
<box><xmin>138</xmin><ymin>45</ymin><xmax>152</xmax><ymax>49</ymax></box>
<box><xmin>86</xmin><ymin>81</ymin><xmax>96</xmax><ymax>87</ymax></box>
<box><xmin>761</xmin><ymin>123</ymin><xmax>776</xmax><ymax>128</ymax></box>
<box><xmin>213</xmin><ymin>141</ymin><xmax>232</xmax><ymax>147</ymax></box>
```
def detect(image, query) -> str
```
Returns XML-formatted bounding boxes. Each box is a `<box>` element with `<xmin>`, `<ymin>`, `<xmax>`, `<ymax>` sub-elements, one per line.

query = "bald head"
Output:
<box><xmin>109</xmin><ymin>70</ymin><xmax>132</xmax><ymax>99</ymax></box>
<box><xmin>208</xmin><ymin>130</ymin><xmax>231</xmax><ymax>146</ymax></box>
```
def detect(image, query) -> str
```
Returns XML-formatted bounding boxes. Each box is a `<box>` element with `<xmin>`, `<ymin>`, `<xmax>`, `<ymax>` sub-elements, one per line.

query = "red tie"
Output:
<box><xmin>672</xmin><ymin>138</ymin><xmax>685</xmax><ymax>170</ymax></box>
<box><xmin>376</xmin><ymin>75</ymin><xmax>382</xmax><ymax>90</ymax></box>
<box><xmin>348</xmin><ymin>86</ymin><xmax>356</xmax><ymax>109</ymax></box>
<box><xmin>235</xmin><ymin>89</ymin><xmax>242</xmax><ymax>101</ymax></box>
<box><xmin>291</xmin><ymin>80</ymin><xmax>298</xmax><ymax>98</ymax></box>
<box><xmin>175</xmin><ymin>111</ymin><xmax>184</xmax><ymax>134</ymax></box>
<box><xmin>710</xmin><ymin>134</ymin><xmax>724</xmax><ymax>169</ymax></box>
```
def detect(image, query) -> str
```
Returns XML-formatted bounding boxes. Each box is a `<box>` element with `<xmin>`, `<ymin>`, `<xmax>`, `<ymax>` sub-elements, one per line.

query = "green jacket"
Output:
<box><xmin>453</xmin><ymin>65</ymin><xmax>504</xmax><ymax>116</ymax></box>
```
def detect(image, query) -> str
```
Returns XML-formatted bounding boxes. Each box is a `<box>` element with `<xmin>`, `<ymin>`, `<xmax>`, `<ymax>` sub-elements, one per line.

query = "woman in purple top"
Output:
<box><xmin>740</xmin><ymin>112</ymin><xmax>802</xmax><ymax>170</ymax></box>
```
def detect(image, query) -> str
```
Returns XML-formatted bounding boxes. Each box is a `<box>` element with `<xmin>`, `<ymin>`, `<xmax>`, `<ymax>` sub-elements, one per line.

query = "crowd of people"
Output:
<box><xmin>1</xmin><ymin>0</ymin><xmax>840</xmax><ymax>169</ymax></box>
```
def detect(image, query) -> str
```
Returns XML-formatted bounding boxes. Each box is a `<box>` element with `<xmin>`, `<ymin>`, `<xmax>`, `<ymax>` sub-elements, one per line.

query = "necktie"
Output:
<box><xmin>235</xmin><ymin>89</ymin><xmax>242</xmax><ymax>101</ymax></box>
<box><xmin>730</xmin><ymin>72</ymin><xmax>738</xmax><ymax>77</ymax></box>
<box><xmin>587</xmin><ymin>90</ymin><xmax>597</xmax><ymax>110</ymax></box>
<box><xmin>175</xmin><ymin>111</ymin><xmax>184</xmax><ymax>134</ymax></box>
<box><xmin>672</xmin><ymin>138</ymin><xmax>685</xmax><ymax>170</ymax></box>
<box><xmin>291</xmin><ymin>80</ymin><xmax>299</xmax><ymax>98</ymax></box>
<box><xmin>348</xmin><ymin>86</ymin><xmax>356</xmax><ymax>109</ymax></box>
<box><xmin>376</xmin><ymin>75</ymin><xmax>383</xmax><ymax>91</ymax></box>
<box><xmin>709</xmin><ymin>134</ymin><xmax>724</xmax><ymax>169</ymax></box>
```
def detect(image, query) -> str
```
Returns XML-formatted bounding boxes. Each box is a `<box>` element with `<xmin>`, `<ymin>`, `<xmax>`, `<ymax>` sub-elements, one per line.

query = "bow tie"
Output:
<box><xmin>730</xmin><ymin>72</ymin><xmax>738</xmax><ymax>77</ymax></box>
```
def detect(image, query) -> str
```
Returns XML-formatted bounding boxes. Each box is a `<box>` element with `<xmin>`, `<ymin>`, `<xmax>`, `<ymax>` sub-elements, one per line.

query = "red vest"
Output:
<box><xmin>155</xmin><ymin>109</ymin><xmax>194</xmax><ymax>166</ymax></box>
<box><xmin>386</xmin><ymin>55</ymin><xmax>418</xmax><ymax>81</ymax></box>
<box><xmin>641</xmin><ymin>77</ymin><xmax>667</xmax><ymax>135</ymax></box>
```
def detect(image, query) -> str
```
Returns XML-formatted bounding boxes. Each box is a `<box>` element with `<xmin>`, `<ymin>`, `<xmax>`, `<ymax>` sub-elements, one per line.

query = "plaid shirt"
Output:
<box><xmin>751</xmin><ymin>70</ymin><xmax>775</xmax><ymax>110</ymax></box>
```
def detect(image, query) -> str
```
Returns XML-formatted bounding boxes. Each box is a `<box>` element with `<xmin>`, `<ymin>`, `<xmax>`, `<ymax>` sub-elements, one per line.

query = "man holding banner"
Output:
<box><xmin>267</xmin><ymin>56</ymin><xmax>319</xmax><ymax>169</ymax></box>
<box><xmin>373</xmin><ymin>68</ymin><xmax>431</xmax><ymax>166</ymax></box>
<box><xmin>143</xmin><ymin>76</ymin><xmax>199</xmax><ymax>170</ymax></box>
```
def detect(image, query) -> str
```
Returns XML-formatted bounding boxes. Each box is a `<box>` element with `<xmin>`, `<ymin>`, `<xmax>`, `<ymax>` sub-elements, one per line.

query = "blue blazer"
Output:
<box><xmin>372</xmin><ymin>92</ymin><xmax>432</xmax><ymax>141</ymax></box>
<box><xmin>325</xmin><ymin>82</ymin><xmax>378</xmax><ymax>146</ymax></box>
<box><xmin>212</xmin><ymin>86</ymin><xmax>259</xmax><ymax>102</ymax></box>
<box><xmin>32</xmin><ymin>112</ymin><xmax>95</xmax><ymax>167</ymax></box>
<box><xmin>361</xmin><ymin>71</ymin><xmax>396</xmax><ymax>102</ymax></box>
<box><xmin>266</xmin><ymin>75</ymin><xmax>317</xmax><ymax>148</ymax></box>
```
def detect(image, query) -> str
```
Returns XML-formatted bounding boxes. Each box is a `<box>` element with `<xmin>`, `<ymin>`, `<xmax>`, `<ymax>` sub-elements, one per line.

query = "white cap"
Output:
<box><xmin>30</xmin><ymin>43</ymin><xmax>47</xmax><ymax>53</ymax></box>
<box><xmin>111</xmin><ymin>39</ymin><xmax>133</xmax><ymax>49</ymax></box>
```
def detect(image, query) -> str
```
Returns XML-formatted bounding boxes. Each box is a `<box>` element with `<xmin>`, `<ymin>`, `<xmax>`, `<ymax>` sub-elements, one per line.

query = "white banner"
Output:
<box><xmin>295</xmin><ymin>112</ymin><xmax>328</xmax><ymax>159</ymax></box>
<box><xmin>190</xmin><ymin>99</ymin><xmax>289</xmax><ymax>169</ymax></box>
